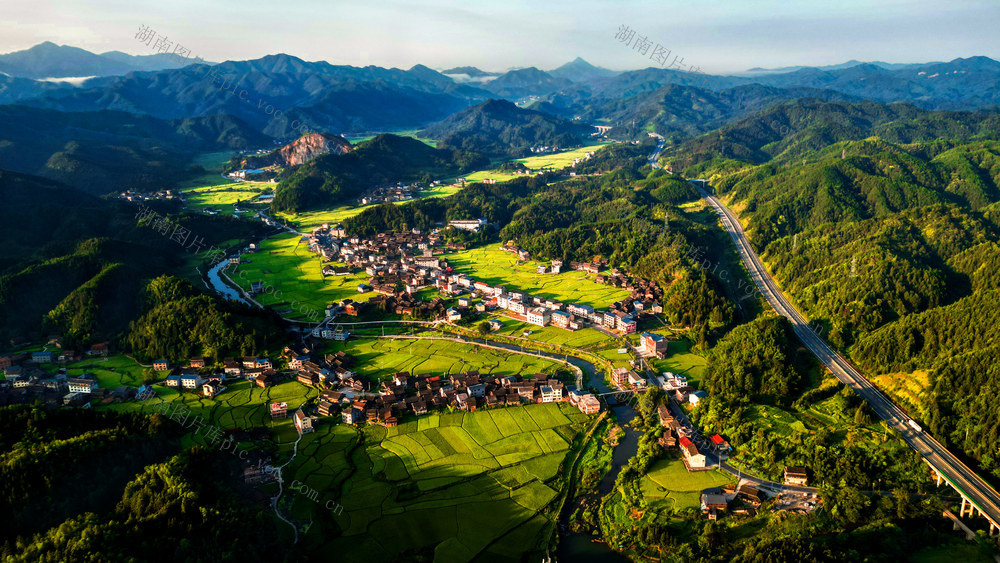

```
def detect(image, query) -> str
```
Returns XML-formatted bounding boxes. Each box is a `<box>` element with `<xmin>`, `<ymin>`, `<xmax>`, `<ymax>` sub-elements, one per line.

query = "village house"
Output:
<box><xmin>680</xmin><ymin>436</ymin><xmax>707</xmax><ymax>468</ymax></box>
<box><xmin>202</xmin><ymin>380</ymin><xmax>224</xmax><ymax>398</ymax></box>
<box><xmin>550</xmin><ymin>310</ymin><xmax>572</xmax><ymax>329</ymax></box>
<box><xmin>611</xmin><ymin>367</ymin><xmax>633</xmax><ymax>390</ymax></box>
<box><xmin>153</xmin><ymin>359</ymin><xmax>169</xmax><ymax>371</ymax></box>
<box><xmin>223</xmin><ymin>359</ymin><xmax>242</xmax><ymax>377</ymax></box>
<box><xmin>294</xmin><ymin>409</ymin><xmax>315</xmax><ymax>435</ymax></box>
<box><xmin>784</xmin><ymin>466</ymin><xmax>809</xmax><ymax>486</ymax></box>
<box><xmin>526</xmin><ymin>307</ymin><xmax>551</xmax><ymax>327</ymax></box>
<box><xmin>31</xmin><ymin>351</ymin><xmax>54</xmax><ymax>364</ymax></box>
<box><xmin>189</xmin><ymin>356</ymin><xmax>207</xmax><ymax>368</ymax></box>
<box><xmin>342</xmin><ymin>407</ymin><xmax>362</xmax><ymax>424</ymax></box>
<box><xmin>181</xmin><ymin>374</ymin><xmax>205</xmax><ymax>389</ymax></box>
<box><xmin>640</xmin><ymin>332</ymin><xmax>668</xmax><ymax>358</ymax></box>
<box><xmin>576</xmin><ymin>394</ymin><xmax>601</xmax><ymax>414</ymax></box>
<box><xmin>701</xmin><ymin>493</ymin><xmax>729</xmax><ymax>520</ymax></box>
<box><xmin>270</xmin><ymin>402</ymin><xmax>288</xmax><ymax>420</ymax></box>
<box><xmin>67</xmin><ymin>377</ymin><xmax>98</xmax><ymax>394</ymax></box>
<box><xmin>738</xmin><ymin>484</ymin><xmax>764</xmax><ymax>507</ymax></box>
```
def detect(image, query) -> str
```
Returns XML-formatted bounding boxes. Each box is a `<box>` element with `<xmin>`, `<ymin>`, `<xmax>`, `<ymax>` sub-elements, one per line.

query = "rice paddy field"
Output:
<box><xmin>640</xmin><ymin>457</ymin><xmax>735</xmax><ymax>512</ymax></box>
<box><xmin>290</xmin><ymin>402</ymin><xmax>592</xmax><ymax>562</ymax></box>
<box><xmin>488</xmin><ymin>317</ymin><xmax>613</xmax><ymax>349</ymax></box>
<box><xmin>274</xmin><ymin>181</ymin><xmax>464</xmax><ymax>231</ymax></box>
<box><xmin>183</xmin><ymin>183</ymin><xmax>274</xmax><ymax>212</ymax></box>
<box><xmin>323</xmin><ymin>338</ymin><xmax>564</xmax><ymax>381</ymax></box>
<box><xmin>458</xmin><ymin>143</ymin><xmax>609</xmax><ymax>183</ymax></box>
<box><xmin>447</xmin><ymin>245</ymin><xmax>631</xmax><ymax>309</ymax></box>
<box><xmin>228</xmin><ymin>232</ymin><xmax>371</xmax><ymax>320</ymax></box>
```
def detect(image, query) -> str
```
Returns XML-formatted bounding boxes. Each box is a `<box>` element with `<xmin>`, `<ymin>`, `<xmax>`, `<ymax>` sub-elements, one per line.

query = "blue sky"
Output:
<box><xmin>2</xmin><ymin>0</ymin><xmax>998</xmax><ymax>73</ymax></box>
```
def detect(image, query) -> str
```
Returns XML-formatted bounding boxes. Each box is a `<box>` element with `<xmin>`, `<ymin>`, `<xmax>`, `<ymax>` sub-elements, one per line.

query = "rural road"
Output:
<box><xmin>697</xmin><ymin>186</ymin><xmax>1000</xmax><ymax>531</ymax></box>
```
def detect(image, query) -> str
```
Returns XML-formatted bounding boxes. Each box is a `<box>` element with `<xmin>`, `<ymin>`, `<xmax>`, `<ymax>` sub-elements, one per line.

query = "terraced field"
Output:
<box><xmin>291</xmin><ymin>402</ymin><xmax>591</xmax><ymax>562</ymax></box>
<box><xmin>323</xmin><ymin>338</ymin><xmax>564</xmax><ymax>381</ymax></box>
<box><xmin>447</xmin><ymin>245</ymin><xmax>631</xmax><ymax>309</ymax></box>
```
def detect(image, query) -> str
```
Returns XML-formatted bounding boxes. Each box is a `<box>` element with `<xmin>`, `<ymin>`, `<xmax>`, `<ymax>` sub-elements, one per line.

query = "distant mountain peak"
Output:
<box><xmin>549</xmin><ymin>57</ymin><xmax>617</xmax><ymax>82</ymax></box>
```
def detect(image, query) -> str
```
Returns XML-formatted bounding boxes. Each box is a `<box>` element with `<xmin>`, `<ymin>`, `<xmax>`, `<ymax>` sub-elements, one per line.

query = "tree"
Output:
<box><xmin>477</xmin><ymin>322</ymin><xmax>491</xmax><ymax>335</ymax></box>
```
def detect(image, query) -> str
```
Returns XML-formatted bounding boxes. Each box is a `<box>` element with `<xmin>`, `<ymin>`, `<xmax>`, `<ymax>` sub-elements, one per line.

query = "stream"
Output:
<box><xmin>555</xmin><ymin>366</ymin><xmax>640</xmax><ymax>562</ymax></box>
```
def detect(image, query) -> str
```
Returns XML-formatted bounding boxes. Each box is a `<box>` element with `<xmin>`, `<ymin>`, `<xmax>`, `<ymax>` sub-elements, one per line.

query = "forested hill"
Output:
<box><xmin>711</xmin><ymin>139</ymin><xmax>1000</xmax><ymax>250</ymax></box>
<box><xmin>666</xmin><ymin>100</ymin><xmax>1000</xmax><ymax>173</ymax></box>
<box><xmin>688</xmin><ymin>127</ymin><xmax>1000</xmax><ymax>482</ymax></box>
<box><xmin>0</xmin><ymin>406</ymin><xmax>287</xmax><ymax>561</ymax></box>
<box><xmin>271</xmin><ymin>134</ymin><xmax>487</xmax><ymax>212</ymax></box>
<box><xmin>420</xmin><ymin>98</ymin><xmax>593</xmax><ymax>157</ymax></box>
<box><xmin>0</xmin><ymin>169</ymin><xmax>271</xmax><ymax>351</ymax></box>
<box><xmin>0</xmin><ymin>105</ymin><xmax>272</xmax><ymax>195</ymax></box>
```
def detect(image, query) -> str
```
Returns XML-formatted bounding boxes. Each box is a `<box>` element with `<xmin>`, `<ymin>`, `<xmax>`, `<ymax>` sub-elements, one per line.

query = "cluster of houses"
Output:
<box><xmin>117</xmin><ymin>189</ymin><xmax>183</xmax><ymax>203</ymax></box>
<box><xmin>359</xmin><ymin>183</ymin><xmax>414</xmax><ymax>205</ymax></box>
<box><xmin>314</xmin><ymin>370</ymin><xmax>601</xmax><ymax>427</ymax></box>
<box><xmin>296</xmin><ymin>227</ymin><xmax>669</xmax><ymax>337</ymax></box>
<box><xmin>700</xmin><ymin>482</ymin><xmax>766</xmax><ymax>520</ymax></box>
<box><xmin>656</xmin><ymin>403</ymin><xmax>729</xmax><ymax>472</ymax></box>
<box><xmin>357</xmin><ymin>179</ymin><xmax>448</xmax><ymax>206</ymax></box>
<box><xmin>0</xmin><ymin>342</ymin><xmax>139</xmax><ymax>408</ymax></box>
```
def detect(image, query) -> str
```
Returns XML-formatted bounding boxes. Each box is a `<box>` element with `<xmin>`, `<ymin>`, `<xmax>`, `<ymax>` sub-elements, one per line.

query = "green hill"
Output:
<box><xmin>271</xmin><ymin>133</ymin><xmax>486</xmax><ymax>212</ymax></box>
<box><xmin>420</xmin><ymin>98</ymin><xmax>593</xmax><ymax>157</ymax></box>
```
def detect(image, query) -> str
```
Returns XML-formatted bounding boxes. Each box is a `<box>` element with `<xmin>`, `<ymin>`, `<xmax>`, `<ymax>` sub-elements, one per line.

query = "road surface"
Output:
<box><xmin>698</xmin><ymin>186</ymin><xmax>1000</xmax><ymax>529</ymax></box>
<box><xmin>648</xmin><ymin>133</ymin><xmax>665</xmax><ymax>169</ymax></box>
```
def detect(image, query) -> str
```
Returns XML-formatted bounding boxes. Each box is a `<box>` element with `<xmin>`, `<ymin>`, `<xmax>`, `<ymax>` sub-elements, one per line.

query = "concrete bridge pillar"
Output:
<box><xmin>935</xmin><ymin>473</ymin><xmax>942</xmax><ymax>487</ymax></box>
<box><xmin>960</xmin><ymin>497</ymin><xmax>968</xmax><ymax>518</ymax></box>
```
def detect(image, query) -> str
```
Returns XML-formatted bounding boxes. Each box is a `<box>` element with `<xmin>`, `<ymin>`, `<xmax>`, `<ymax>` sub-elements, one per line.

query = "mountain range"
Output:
<box><xmin>2</xmin><ymin>42</ymin><xmax>1000</xmax><ymax>196</ymax></box>
<box><xmin>0</xmin><ymin>41</ymin><xmax>203</xmax><ymax>79</ymax></box>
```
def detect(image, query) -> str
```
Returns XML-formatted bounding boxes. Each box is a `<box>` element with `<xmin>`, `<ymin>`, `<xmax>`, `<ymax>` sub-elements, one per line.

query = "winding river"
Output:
<box><xmin>206</xmin><ymin>259</ymin><xmax>251</xmax><ymax>305</ymax></box>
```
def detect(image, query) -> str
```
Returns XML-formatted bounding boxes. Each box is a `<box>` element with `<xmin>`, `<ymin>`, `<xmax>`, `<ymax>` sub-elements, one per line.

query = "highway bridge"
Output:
<box><xmin>697</xmin><ymin>185</ymin><xmax>1000</xmax><ymax>538</ymax></box>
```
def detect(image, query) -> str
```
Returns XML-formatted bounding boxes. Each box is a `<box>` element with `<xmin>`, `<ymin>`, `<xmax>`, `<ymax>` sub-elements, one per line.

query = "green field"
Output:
<box><xmin>291</xmin><ymin>402</ymin><xmax>592</xmax><ymax>562</ymax></box>
<box><xmin>489</xmin><ymin>317</ymin><xmax>613</xmax><ymax>349</ymax></box>
<box><xmin>640</xmin><ymin>456</ymin><xmax>735</xmax><ymax>512</ymax></box>
<box><xmin>229</xmin><ymin>232</ymin><xmax>371</xmax><ymax>320</ymax></box>
<box><xmin>447</xmin><ymin>245</ymin><xmax>631</xmax><ymax>309</ymax></box>
<box><xmin>183</xmin><ymin>183</ymin><xmax>273</xmax><ymax>212</ymax></box>
<box><xmin>274</xmin><ymin>181</ymin><xmax>464</xmax><ymax>231</ymax></box>
<box><xmin>459</xmin><ymin>144</ymin><xmax>609</xmax><ymax>183</ymax></box>
<box><xmin>324</xmin><ymin>337</ymin><xmax>565</xmax><ymax>381</ymax></box>
<box><xmin>41</xmin><ymin>354</ymin><xmax>148</xmax><ymax>389</ymax></box>
<box><xmin>648</xmin><ymin>339</ymin><xmax>710</xmax><ymax>387</ymax></box>
<box><xmin>98</xmin><ymin>378</ymin><xmax>317</xmax><ymax>438</ymax></box>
